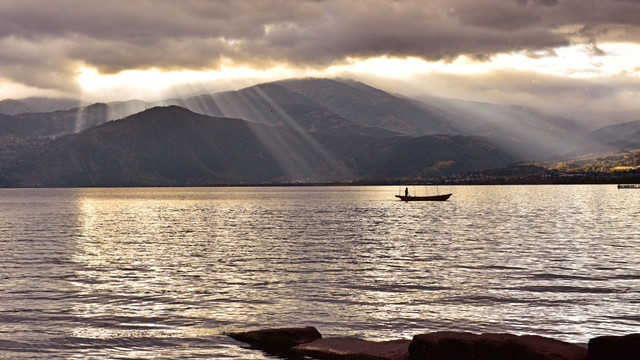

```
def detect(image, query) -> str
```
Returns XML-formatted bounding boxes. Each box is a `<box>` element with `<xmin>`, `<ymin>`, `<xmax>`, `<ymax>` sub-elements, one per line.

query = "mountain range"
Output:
<box><xmin>0</xmin><ymin>78</ymin><xmax>637</xmax><ymax>187</ymax></box>
<box><xmin>0</xmin><ymin>106</ymin><xmax>513</xmax><ymax>186</ymax></box>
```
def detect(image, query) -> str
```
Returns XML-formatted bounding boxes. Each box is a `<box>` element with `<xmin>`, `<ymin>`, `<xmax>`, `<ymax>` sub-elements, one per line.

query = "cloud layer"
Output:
<box><xmin>1</xmin><ymin>0</ymin><xmax>640</xmax><ymax>97</ymax></box>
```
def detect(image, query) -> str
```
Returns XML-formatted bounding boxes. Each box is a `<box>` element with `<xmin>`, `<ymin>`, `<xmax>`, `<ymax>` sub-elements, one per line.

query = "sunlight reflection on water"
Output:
<box><xmin>0</xmin><ymin>185</ymin><xmax>639</xmax><ymax>358</ymax></box>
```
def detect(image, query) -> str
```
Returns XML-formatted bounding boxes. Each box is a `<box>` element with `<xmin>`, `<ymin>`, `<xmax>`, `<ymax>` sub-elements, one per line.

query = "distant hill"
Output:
<box><xmin>415</xmin><ymin>94</ymin><xmax>589</xmax><ymax>160</ymax></box>
<box><xmin>277</xmin><ymin>78</ymin><xmax>459</xmax><ymax>135</ymax></box>
<box><xmin>588</xmin><ymin>119</ymin><xmax>640</xmax><ymax>151</ymax></box>
<box><xmin>0</xmin><ymin>97</ymin><xmax>82</xmax><ymax>115</ymax></box>
<box><xmin>0</xmin><ymin>113</ymin><xmax>54</xmax><ymax>167</ymax></box>
<box><xmin>0</xmin><ymin>104</ymin><xmax>113</xmax><ymax>169</ymax></box>
<box><xmin>0</xmin><ymin>99</ymin><xmax>33</xmax><ymax>115</ymax></box>
<box><xmin>0</xmin><ymin>106</ymin><xmax>514</xmax><ymax>187</ymax></box>
<box><xmin>6</xmin><ymin>103</ymin><xmax>110</xmax><ymax>136</ymax></box>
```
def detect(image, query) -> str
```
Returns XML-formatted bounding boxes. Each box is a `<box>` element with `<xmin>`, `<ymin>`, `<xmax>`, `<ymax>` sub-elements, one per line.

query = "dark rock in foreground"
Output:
<box><xmin>588</xmin><ymin>333</ymin><xmax>640</xmax><ymax>360</ymax></box>
<box><xmin>229</xmin><ymin>327</ymin><xmax>639</xmax><ymax>360</ymax></box>
<box><xmin>228</xmin><ymin>326</ymin><xmax>322</xmax><ymax>349</ymax></box>
<box><xmin>409</xmin><ymin>331</ymin><xmax>587</xmax><ymax>360</ymax></box>
<box><xmin>293</xmin><ymin>337</ymin><xmax>410</xmax><ymax>360</ymax></box>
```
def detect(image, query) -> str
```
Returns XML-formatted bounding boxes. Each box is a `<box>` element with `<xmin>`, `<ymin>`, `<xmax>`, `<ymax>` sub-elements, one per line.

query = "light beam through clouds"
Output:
<box><xmin>1</xmin><ymin>0</ymin><xmax>640</xmax><ymax>118</ymax></box>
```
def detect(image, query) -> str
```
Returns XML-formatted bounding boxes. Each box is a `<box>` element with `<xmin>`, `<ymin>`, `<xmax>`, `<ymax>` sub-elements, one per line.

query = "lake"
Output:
<box><xmin>1</xmin><ymin>185</ymin><xmax>639</xmax><ymax>358</ymax></box>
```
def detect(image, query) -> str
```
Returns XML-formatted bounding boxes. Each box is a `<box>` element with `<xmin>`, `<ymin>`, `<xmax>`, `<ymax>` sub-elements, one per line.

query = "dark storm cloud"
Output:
<box><xmin>1</xmin><ymin>0</ymin><xmax>639</xmax><ymax>93</ymax></box>
<box><xmin>251</xmin><ymin>1</ymin><xmax>566</xmax><ymax>65</ymax></box>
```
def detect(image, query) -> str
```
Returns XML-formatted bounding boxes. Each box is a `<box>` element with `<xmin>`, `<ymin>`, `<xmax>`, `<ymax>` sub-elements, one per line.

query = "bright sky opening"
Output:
<box><xmin>73</xmin><ymin>42</ymin><xmax>640</xmax><ymax>102</ymax></box>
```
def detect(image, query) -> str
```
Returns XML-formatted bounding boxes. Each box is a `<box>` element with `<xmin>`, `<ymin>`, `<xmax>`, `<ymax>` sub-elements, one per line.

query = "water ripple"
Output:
<box><xmin>1</xmin><ymin>185</ymin><xmax>639</xmax><ymax>358</ymax></box>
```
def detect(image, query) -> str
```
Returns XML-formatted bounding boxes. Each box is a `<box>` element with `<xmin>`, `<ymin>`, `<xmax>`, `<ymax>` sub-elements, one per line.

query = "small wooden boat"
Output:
<box><xmin>396</xmin><ymin>185</ymin><xmax>451</xmax><ymax>201</ymax></box>
<box><xmin>395</xmin><ymin>194</ymin><xmax>452</xmax><ymax>202</ymax></box>
<box><xmin>618</xmin><ymin>184</ymin><xmax>640</xmax><ymax>189</ymax></box>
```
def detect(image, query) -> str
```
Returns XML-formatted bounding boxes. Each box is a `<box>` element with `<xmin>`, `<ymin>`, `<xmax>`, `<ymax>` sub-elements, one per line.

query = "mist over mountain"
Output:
<box><xmin>161</xmin><ymin>82</ymin><xmax>399</xmax><ymax>138</ymax></box>
<box><xmin>157</xmin><ymin>78</ymin><xmax>602</xmax><ymax>161</ymax></box>
<box><xmin>164</xmin><ymin>78</ymin><xmax>612</xmax><ymax>161</ymax></box>
<box><xmin>276</xmin><ymin>78</ymin><xmax>459</xmax><ymax>135</ymax></box>
<box><xmin>415</xmin><ymin>94</ymin><xmax>590</xmax><ymax>160</ymax></box>
<box><xmin>1</xmin><ymin>106</ymin><xmax>514</xmax><ymax>187</ymax></box>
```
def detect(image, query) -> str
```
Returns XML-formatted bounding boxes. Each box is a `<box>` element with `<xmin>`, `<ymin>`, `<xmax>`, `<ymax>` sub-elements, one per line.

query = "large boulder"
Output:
<box><xmin>294</xmin><ymin>337</ymin><xmax>410</xmax><ymax>360</ymax></box>
<box><xmin>409</xmin><ymin>332</ymin><xmax>477</xmax><ymax>359</ymax></box>
<box><xmin>228</xmin><ymin>326</ymin><xmax>322</xmax><ymax>349</ymax></box>
<box><xmin>409</xmin><ymin>331</ymin><xmax>587</xmax><ymax>360</ymax></box>
<box><xmin>588</xmin><ymin>333</ymin><xmax>640</xmax><ymax>360</ymax></box>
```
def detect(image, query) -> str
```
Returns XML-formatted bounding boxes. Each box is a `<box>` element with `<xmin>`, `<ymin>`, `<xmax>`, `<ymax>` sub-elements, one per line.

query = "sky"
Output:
<box><xmin>1</xmin><ymin>0</ymin><xmax>640</xmax><ymax>122</ymax></box>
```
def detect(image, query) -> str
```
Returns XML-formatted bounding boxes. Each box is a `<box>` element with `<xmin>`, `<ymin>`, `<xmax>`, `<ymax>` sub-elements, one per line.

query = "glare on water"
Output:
<box><xmin>0</xmin><ymin>185</ymin><xmax>638</xmax><ymax>358</ymax></box>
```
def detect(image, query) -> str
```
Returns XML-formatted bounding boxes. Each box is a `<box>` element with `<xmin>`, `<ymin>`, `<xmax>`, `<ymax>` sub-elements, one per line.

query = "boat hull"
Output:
<box><xmin>618</xmin><ymin>184</ymin><xmax>640</xmax><ymax>189</ymax></box>
<box><xmin>395</xmin><ymin>194</ymin><xmax>452</xmax><ymax>202</ymax></box>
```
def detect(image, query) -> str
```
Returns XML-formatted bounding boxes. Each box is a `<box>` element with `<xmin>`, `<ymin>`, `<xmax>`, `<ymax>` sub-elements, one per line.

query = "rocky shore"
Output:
<box><xmin>229</xmin><ymin>327</ymin><xmax>639</xmax><ymax>360</ymax></box>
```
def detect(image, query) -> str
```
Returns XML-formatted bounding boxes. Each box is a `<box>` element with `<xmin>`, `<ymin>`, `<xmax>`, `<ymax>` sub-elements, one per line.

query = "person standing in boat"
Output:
<box><xmin>405</xmin><ymin>187</ymin><xmax>409</xmax><ymax>197</ymax></box>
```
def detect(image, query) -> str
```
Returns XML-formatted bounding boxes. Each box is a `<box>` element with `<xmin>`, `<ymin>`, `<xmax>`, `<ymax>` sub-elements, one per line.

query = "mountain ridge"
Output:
<box><xmin>1</xmin><ymin>105</ymin><xmax>515</xmax><ymax>187</ymax></box>
<box><xmin>276</xmin><ymin>78</ymin><xmax>460</xmax><ymax>136</ymax></box>
<box><xmin>1</xmin><ymin>77</ymin><xmax>637</xmax><ymax>186</ymax></box>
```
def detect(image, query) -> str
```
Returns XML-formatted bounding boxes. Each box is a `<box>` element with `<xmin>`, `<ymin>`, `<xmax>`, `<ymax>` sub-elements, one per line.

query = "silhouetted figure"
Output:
<box><xmin>405</xmin><ymin>187</ymin><xmax>409</xmax><ymax>197</ymax></box>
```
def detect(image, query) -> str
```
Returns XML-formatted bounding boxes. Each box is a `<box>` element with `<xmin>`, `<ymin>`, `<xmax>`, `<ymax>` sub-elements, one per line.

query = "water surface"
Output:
<box><xmin>1</xmin><ymin>185</ymin><xmax>639</xmax><ymax>358</ymax></box>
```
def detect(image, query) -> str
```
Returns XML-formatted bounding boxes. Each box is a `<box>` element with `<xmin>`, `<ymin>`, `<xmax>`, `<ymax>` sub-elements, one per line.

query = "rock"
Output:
<box><xmin>228</xmin><ymin>326</ymin><xmax>322</xmax><ymax>349</ymax></box>
<box><xmin>476</xmin><ymin>334</ymin><xmax>587</xmax><ymax>360</ymax></box>
<box><xmin>588</xmin><ymin>333</ymin><xmax>640</xmax><ymax>360</ymax></box>
<box><xmin>409</xmin><ymin>331</ymin><xmax>587</xmax><ymax>360</ymax></box>
<box><xmin>409</xmin><ymin>331</ymin><xmax>477</xmax><ymax>360</ymax></box>
<box><xmin>293</xmin><ymin>337</ymin><xmax>410</xmax><ymax>360</ymax></box>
